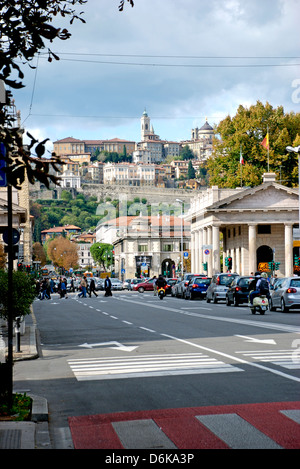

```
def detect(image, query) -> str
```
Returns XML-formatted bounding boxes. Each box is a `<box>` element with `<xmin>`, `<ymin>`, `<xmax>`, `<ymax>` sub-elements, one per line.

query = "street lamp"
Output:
<box><xmin>176</xmin><ymin>199</ymin><xmax>184</xmax><ymax>278</ymax></box>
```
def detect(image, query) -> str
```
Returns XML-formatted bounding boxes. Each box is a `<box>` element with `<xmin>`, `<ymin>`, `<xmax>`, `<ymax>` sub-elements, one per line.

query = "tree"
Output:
<box><xmin>0</xmin><ymin>270</ymin><xmax>36</xmax><ymax>321</ymax></box>
<box><xmin>90</xmin><ymin>242</ymin><xmax>114</xmax><ymax>270</ymax></box>
<box><xmin>32</xmin><ymin>242</ymin><xmax>47</xmax><ymax>266</ymax></box>
<box><xmin>0</xmin><ymin>244</ymin><xmax>7</xmax><ymax>270</ymax></box>
<box><xmin>207</xmin><ymin>101</ymin><xmax>300</xmax><ymax>188</ymax></box>
<box><xmin>187</xmin><ymin>161</ymin><xmax>196</xmax><ymax>179</ymax></box>
<box><xmin>47</xmin><ymin>237</ymin><xmax>79</xmax><ymax>270</ymax></box>
<box><xmin>180</xmin><ymin>145</ymin><xmax>194</xmax><ymax>160</ymax></box>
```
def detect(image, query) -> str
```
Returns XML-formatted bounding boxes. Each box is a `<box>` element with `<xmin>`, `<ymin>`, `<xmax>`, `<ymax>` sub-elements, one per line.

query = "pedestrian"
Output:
<box><xmin>70</xmin><ymin>278</ymin><xmax>75</xmax><ymax>292</ymax></box>
<box><xmin>60</xmin><ymin>278</ymin><xmax>68</xmax><ymax>299</ymax></box>
<box><xmin>104</xmin><ymin>276</ymin><xmax>112</xmax><ymax>296</ymax></box>
<box><xmin>50</xmin><ymin>278</ymin><xmax>54</xmax><ymax>294</ymax></box>
<box><xmin>78</xmin><ymin>276</ymin><xmax>87</xmax><ymax>298</ymax></box>
<box><xmin>40</xmin><ymin>278</ymin><xmax>50</xmax><ymax>300</ymax></box>
<box><xmin>153</xmin><ymin>276</ymin><xmax>157</xmax><ymax>296</ymax></box>
<box><xmin>89</xmin><ymin>278</ymin><xmax>98</xmax><ymax>297</ymax></box>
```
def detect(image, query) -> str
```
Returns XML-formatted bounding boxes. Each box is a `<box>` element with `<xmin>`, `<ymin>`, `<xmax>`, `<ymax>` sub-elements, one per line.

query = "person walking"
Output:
<box><xmin>104</xmin><ymin>276</ymin><xmax>112</xmax><ymax>296</ymax></box>
<box><xmin>89</xmin><ymin>278</ymin><xmax>98</xmax><ymax>297</ymax></box>
<box><xmin>78</xmin><ymin>276</ymin><xmax>87</xmax><ymax>298</ymax></box>
<box><xmin>40</xmin><ymin>278</ymin><xmax>50</xmax><ymax>300</ymax></box>
<box><xmin>60</xmin><ymin>278</ymin><xmax>68</xmax><ymax>299</ymax></box>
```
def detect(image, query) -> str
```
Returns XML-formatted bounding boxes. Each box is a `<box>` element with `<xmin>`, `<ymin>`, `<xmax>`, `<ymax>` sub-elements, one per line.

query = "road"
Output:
<box><xmin>14</xmin><ymin>290</ymin><xmax>300</xmax><ymax>450</ymax></box>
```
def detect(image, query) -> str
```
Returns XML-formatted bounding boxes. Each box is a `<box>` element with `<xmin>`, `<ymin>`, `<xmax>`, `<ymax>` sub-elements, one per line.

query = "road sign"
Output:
<box><xmin>121</xmin><ymin>268</ymin><xmax>125</xmax><ymax>274</ymax></box>
<box><xmin>183</xmin><ymin>252</ymin><xmax>189</xmax><ymax>258</ymax></box>
<box><xmin>204</xmin><ymin>249</ymin><xmax>210</xmax><ymax>255</ymax></box>
<box><xmin>2</xmin><ymin>227</ymin><xmax>20</xmax><ymax>245</ymax></box>
<box><xmin>0</xmin><ymin>143</ymin><xmax>7</xmax><ymax>187</ymax></box>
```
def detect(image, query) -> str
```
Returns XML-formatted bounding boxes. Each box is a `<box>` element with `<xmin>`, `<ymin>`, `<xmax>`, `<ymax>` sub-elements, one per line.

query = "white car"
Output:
<box><xmin>111</xmin><ymin>279</ymin><xmax>123</xmax><ymax>290</ymax></box>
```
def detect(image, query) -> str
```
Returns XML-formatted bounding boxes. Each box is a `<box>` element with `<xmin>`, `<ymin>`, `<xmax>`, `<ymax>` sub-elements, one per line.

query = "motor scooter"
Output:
<box><xmin>249</xmin><ymin>294</ymin><xmax>268</xmax><ymax>315</ymax></box>
<box><xmin>158</xmin><ymin>287</ymin><xmax>165</xmax><ymax>300</ymax></box>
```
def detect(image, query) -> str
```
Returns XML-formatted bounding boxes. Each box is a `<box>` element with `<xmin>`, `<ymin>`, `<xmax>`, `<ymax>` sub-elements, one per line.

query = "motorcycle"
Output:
<box><xmin>249</xmin><ymin>294</ymin><xmax>268</xmax><ymax>315</ymax></box>
<box><xmin>158</xmin><ymin>287</ymin><xmax>165</xmax><ymax>300</ymax></box>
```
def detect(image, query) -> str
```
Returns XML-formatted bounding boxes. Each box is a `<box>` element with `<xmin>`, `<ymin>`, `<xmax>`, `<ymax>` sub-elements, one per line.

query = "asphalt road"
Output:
<box><xmin>13</xmin><ymin>290</ymin><xmax>300</xmax><ymax>449</ymax></box>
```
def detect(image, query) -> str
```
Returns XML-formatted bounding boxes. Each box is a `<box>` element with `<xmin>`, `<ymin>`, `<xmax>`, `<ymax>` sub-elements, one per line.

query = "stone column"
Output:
<box><xmin>248</xmin><ymin>224</ymin><xmax>257</xmax><ymax>274</ymax></box>
<box><xmin>191</xmin><ymin>231</ymin><xmax>195</xmax><ymax>272</ymax></box>
<box><xmin>194</xmin><ymin>230</ymin><xmax>199</xmax><ymax>273</ymax></box>
<box><xmin>212</xmin><ymin>225</ymin><xmax>220</xmax><ymax>274</ymax></box>
<box><xmin>198</xmin><ymin>229</ymin><xmax>203</xmax><ymax>272</ymax></box>
<box><xmin>284</xmin><ymin>223</ymin><xmax>293</xmax><ymax>277</ymax></box>
<box><xmin>207</xmin><ymin>226</ymin><xmax>212</xmax><ymax>277</ymax></box>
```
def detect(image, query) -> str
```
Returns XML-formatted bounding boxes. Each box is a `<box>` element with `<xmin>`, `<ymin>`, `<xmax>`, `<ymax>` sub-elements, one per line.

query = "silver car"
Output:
<box><xmin>206</xmin><ymin>273</ymin><xmax>238</xmax><ymax>303</ymax></box>
<box><xmin>269</xmin><ymin>277</ymin><xmax>300</xmax><ymax>312</ymax></box>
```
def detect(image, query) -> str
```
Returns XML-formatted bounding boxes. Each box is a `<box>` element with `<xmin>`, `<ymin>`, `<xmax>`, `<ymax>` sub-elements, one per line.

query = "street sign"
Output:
<box><xmin>183</xmin><ymin>252</ymin><xmax>189</xmax><ymax>258</ymax></box>
<box><xmin>121</xmin><ymin>268</ymin><xmax>125</xmax><ymax>274</ymax></box>
<box><xmin>0</xmin><ymin>143</ymin><xmax>7</xmax><ymax>187</ymax></box>
<box><xmin>204</xmin><ymin>249</ymin><xmax>210</xmax><ymax>255</ymax></box>
<box><xmin>2</xmin><ymin>227</ymin><xmax>20</xmax><ymax>245</ymax></box>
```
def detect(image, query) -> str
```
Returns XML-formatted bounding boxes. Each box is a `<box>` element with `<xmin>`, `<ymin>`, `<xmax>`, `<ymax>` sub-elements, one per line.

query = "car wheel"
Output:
<box><xmin>138</xmin><ymin>287</ymin><xmax>144</xmax><ymax>293</ymax></box>
<box><xmin>280</xmin><ymin>298</ymin><xmax>288</xmax><ymax>313</ymax></box>
<box><xmin>213</xmin><ymin>295</ymin><xmax>217</xmax><ymax>304</ymax></box>
<box><xmin>233</xmin><ymin>296</ymin><xmax>239</xmax><ymax>307</ymax></box>
<box><xmin>269</xmin><ymin>299</ymin><xmax>276</xmax><ymax>311</ymax></box>
<box><xmin>226</xmin><ymin>296</ymin><xmax>231</xmax><ymax>306</ymax></box>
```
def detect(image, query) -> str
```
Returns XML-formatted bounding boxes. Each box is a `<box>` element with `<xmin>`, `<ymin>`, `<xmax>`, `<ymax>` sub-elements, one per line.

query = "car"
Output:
<box><xmin>111</xmin><ymin>279</ymin><xmax>123</xmax><ymax>290</ymax></box>
<box><xmin>133</xmin><ymin>278</ymin><xmax>156</xmax><ymax>292</ymax></box>
<box><xmin>165</xmin><ymin>278</ymin><xmax>178</xmax><ymax>295</ymax></box>
<box><xmin>185</xmin><ymin>277</ymin><xmax>211</xmax><ymax>300</ymax></box>
<box><xmin>174</xmin><ymin>274</ymin><xmax>202</xmax><ymax>298</ymax></box>
<box><xmin>122</xmin><ymin>279</ymin><xmax>131</xmax><ymax>290</ymax></box>
<box><xmin>269</xmin><ymin>276</ymin><xmax>300</xmax><ymax>312</ymax></box>
<box><xmin>206</xmin><ymin>273</ymin><xmax>239</xmax><ymax>303</ymax></box>
<box><xmin>95</xmin><ymin>278</ymin><xmax>104</xmax><ymax>291</ymax></box>
<box><xmin>130</xmin><ymin>278</ymin><xmax>144</xmax><ymax>290</ymax></box>
<box><xmin>226</xmin><ymin>275</ymin><xmax>255</xmax><ymax>306</ymax></box>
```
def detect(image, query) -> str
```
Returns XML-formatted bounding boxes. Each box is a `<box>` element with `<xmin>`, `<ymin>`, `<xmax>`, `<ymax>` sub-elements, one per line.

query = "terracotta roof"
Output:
<box><xmin>41</xmin><ymin>225</ymin><xmax>81</xmax><ymax>234</ymax></box>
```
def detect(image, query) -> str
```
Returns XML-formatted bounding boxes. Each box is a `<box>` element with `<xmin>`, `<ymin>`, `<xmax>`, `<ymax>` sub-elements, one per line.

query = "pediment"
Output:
<box><xmin>208</xmin><ymin>183</ymin><xmax>298</xmax><ymax>211</ymax></box>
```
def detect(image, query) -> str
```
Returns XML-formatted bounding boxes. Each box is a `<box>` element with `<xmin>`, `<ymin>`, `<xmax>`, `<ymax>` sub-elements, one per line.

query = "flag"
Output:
<box><xmin>239</xmin><ymin>147</ymin><xmax>244</xmax><ymax>165</ymax></box>
<box><xmin>261</xmin><ymin>133</ymin><xmax>269</xmax><ymax>150</ymax></box>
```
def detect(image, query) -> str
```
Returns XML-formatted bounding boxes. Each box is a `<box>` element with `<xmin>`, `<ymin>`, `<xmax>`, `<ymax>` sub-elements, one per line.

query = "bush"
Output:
<box><xmin>0</xmin><ymin>270</ymin><xmax>36</xmax><ymax>321</ymax></box>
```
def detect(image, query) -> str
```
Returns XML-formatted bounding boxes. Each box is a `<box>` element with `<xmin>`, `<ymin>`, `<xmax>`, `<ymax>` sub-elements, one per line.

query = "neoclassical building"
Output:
<box><xmin>185</xmin><ymin>173</ymin><xmax>299</xmax><ymax>278</ymax></box>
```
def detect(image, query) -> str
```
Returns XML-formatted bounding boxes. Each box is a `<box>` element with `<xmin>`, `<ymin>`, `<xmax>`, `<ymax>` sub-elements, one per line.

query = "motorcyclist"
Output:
<box><xmin>249</xmin><ymin>271</ymin><xmax>269</xmax><ymax>305</ymax></box>
<box><xmin>156</xmin><ymin>274</ymin><xmax>167</xmax><ymax>291</ymax></box>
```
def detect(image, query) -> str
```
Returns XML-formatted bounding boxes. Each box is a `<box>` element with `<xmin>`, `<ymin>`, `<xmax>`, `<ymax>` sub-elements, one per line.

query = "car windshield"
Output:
<box><xmin>290</xmin><ymin>279</ymin><xmax>300</xmax><ymax>287</ymax></box>
<box><xmin>238</xmin><ymin>277</ymin><xmax>254</xmax><ymax>287</ymax></box>
<box><xmin>219</xmin><ymin>275</ymin><xmax>236</xmax><ymax>285</ymax></box>
<box><xmin>167</xmin><ymin>279</ymin><xmax>177</xmax><ymax>285</ymax></box>
<box><xmin>194</xmin><ymin>278</ymin><xmax>210</xmax><ymax>285</ymax></box>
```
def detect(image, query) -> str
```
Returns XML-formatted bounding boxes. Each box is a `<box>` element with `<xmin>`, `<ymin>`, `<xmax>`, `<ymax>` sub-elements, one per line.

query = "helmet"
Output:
<box><xmin>261</xmin><ymin>272</ymin><xmax>268</xmax><ymax>278</ymax></box>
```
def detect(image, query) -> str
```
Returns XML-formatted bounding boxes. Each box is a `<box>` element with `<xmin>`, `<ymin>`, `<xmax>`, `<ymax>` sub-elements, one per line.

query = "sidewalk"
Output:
<box><xmin>0</xmin><ymin>317</ymin><xmax>51</xmax><ymax>449</ymax></box>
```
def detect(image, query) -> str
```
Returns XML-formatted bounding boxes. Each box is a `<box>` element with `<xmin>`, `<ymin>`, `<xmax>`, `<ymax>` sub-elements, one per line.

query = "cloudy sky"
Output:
<box><xmin>13</xmin><ymin>0</ymin><xmax>300</xmax><ymax>152</ymax></box>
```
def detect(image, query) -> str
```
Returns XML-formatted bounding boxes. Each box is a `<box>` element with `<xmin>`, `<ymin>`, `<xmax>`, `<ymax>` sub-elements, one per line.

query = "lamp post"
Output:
<box><xmin>176</xmin><ymin>199</ymin><xmax>184</xmax><ymax>278</ymax></box>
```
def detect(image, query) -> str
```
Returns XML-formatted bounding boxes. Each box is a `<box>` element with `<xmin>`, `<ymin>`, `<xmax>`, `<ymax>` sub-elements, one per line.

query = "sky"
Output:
<box><xmin>11</xmin><ymin>0</ymin><xmax>300</xmax><ymax>153</ymax></box>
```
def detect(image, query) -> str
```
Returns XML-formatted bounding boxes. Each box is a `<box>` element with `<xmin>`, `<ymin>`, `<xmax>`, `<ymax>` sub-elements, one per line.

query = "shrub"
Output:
<box><xmin>0</xmin><ymin>270</ymin><xmax>36</xmax><ymax>321</ymax></box>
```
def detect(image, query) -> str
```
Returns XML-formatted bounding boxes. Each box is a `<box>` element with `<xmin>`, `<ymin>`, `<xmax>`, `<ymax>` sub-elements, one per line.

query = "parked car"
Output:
<box><xmin>122</xmin><ymin>279</ymin><xmax>131</xmax><ymax>290</ymax></box>
<box><xmin>130</xmin><ymin>278</ymin><xmax>144</xmax><ymax>290</ymax></box>
<box><xmin>165</xmin><ymin>278</ymin><xmax>178</xmax><ymax>295</ymax></box>
<box><xmin>96</xmin><ymin>278</ymin><xmax>104</xmax><ymax>291</ymax></box>
<box><xmin>111</xmin><ymin>279</ymin><xmax>123</xmax><ymax>290</ymax></box>
<box><xmin>133</xmin><ymin>278</ymin><xmax>156</xmax><ymax>292</ymax></box>
<box><xmin>226</xmin><ymin>275</ymin><xmax>255</xmax><ymax>306</ymax></box>
<box><xmin>206</xmin><ymin>273</ymin><xmax>239</xmax><ymax>303</ymax></box>
<box><xmin>269</xmin><ymin>277</ymin><xmax>300</xmax><ymax>312</ymax></box>
<box><xmin>185</xmin><ymin>277</ymin><xmax>211</xmax><ymax>300</ymax></box>
<box><xmin>174</xmin><ymin>274</ymin><xmax>201</xmax><ymax>298</ymax></box>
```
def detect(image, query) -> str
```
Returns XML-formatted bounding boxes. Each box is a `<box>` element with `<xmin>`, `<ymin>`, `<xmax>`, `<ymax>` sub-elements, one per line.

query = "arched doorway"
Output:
<box><xmin>161</xmin><ymin>258</ymin><xmax>175</xmax><ymax>277</ymax></box>
<box><xmin>256</xmin><ymin>245</ymin><xmax>273</xmax><ymax>271</ymax></box>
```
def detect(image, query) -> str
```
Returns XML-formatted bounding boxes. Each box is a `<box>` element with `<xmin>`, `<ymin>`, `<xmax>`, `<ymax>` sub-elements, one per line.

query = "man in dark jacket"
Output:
<box><xmin>89</xmin><ymin>278</ymin><xmax>98</xmax><ymax>297</ymax></box>
<box><xmin>104</xmin><ymin>276</ymin><xmax>112</xmax><ymax>296</ymax></box>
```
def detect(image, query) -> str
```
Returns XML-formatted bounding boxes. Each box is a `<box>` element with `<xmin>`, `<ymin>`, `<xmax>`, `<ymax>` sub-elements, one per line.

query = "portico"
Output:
<box><xmin>186</xmin><ymin>174</ymin><xmax>299</xmax><ymax>277</ymax></box>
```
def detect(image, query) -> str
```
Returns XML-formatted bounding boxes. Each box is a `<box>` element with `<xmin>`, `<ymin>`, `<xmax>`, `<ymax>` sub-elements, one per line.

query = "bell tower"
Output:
<box><xmin>141</xmin><ymin>109</ymin><xmax>151</xmax><ymax>141</ymax></box>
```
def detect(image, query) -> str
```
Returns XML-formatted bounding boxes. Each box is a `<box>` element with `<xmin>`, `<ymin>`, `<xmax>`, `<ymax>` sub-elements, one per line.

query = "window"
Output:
<box><xmin>163</xmin><ymin>244</ymin><xmax>173</xmax><ymax>251</ymax></box>
<box><xmin>138</xmin><ymin>244</ymin><xmax>148</xmax><ymax>252</ymax></box>
<box><xmin>258</xmin><ymin>225</ymin><xmax>271</xmax><ymax>234</ymax></box>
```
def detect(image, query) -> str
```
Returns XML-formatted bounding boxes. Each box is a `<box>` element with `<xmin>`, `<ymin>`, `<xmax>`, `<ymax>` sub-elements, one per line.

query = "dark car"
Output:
<box><xmin>165</xmin><ymin>278</ymin><xmax>178</xmax><ymax>295</ymax></box>
<box><xmin>185</xmin><ymin>277</ymin><xmax>211</xmax><ymax>300</ymax></box>
<box><xmin>225</xmin><ymin>275</ymin><xmax>255</xmax><ymax>306</ymax></box>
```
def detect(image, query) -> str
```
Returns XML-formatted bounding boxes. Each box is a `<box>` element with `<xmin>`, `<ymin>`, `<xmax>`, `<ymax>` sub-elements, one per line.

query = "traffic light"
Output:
<box><xmin>17</xmin><ymin>263</ymin><xmax>23</xmax><ymax>271</ymax></box>
<box><xmin>228</xmin><ymin>257</ymin><xmax>232</xmax><ymax>270</ymax></box>
<box><xmin>294</xmin><ymin>255</ymin><xmax>300</xmax><ymax>266</ymax></box>
<box><xmin>274</xmin><ymin>262</ymin><xmax>280</xmax><ymax>270</ymax></box>
<box><xmin>202</xmin><ymin>262</ymin><xmax>207</xmax><ymax>271</ymax></box>
<box><xmin>26</xmin><ymin>265</ymin><xmax>31</xmax><ymax>273</ymax></box>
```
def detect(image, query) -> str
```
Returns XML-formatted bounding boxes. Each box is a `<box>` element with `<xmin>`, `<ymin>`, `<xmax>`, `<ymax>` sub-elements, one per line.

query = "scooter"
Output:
<box><xmin>158</xmin><ymin>287</ymin><xmax>165</xmax><ymax>300</ymax></box>
<box><xmin>249</xmin><ymin>294</ymin><xmax>268</xmax><ymax>315</ymax></box>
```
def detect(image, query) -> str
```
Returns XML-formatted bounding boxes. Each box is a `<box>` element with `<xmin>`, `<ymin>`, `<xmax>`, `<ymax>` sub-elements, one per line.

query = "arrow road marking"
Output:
<box><xmin>235</xmin><ymin>335</ymin><xmax>276</xmax><ymax>345</ymax></box>
<box><xmin>79</xmin><ymin>341</ymin><xmax>138</xmax><ymax>352</ymax></box>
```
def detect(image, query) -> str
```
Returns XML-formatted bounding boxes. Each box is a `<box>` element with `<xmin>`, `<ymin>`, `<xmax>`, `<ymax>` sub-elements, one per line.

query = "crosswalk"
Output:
<box><xmin>68</xmin><ymin>352</ymin><xmax>243</xmax><ymax>381</ymax></box>
<box><xmin>236</xmin><ymin>349</ymin><xmax>300</xmax><ymax>369</ymax></box>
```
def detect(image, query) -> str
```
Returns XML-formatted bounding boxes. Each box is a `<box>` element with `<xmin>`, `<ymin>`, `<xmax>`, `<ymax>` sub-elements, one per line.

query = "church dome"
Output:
<box><xmin>199</xmin><ymin>120</ymin><xmax>213</xmax><ymax>132</ymax></box>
